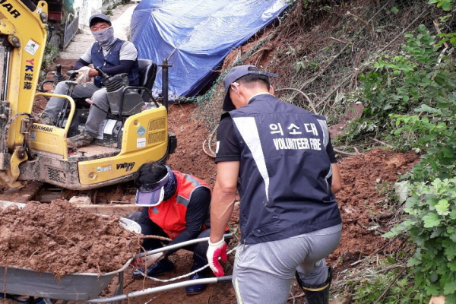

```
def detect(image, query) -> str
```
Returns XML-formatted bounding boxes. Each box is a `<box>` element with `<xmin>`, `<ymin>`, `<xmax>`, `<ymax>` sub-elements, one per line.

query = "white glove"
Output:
<box><xmin>76</xmin><ymin>66</ymin><xmax>91</xmax><ymax>86</ymax></box>
<box><xmin>206</xmin><ymin>238</ymin><xmax>227</xmax><ymax>277</ymax></box>
<box><xmin>131</xmin><ymin>252</ymin><xmax>163</xmax><ymax>268</ymax></box>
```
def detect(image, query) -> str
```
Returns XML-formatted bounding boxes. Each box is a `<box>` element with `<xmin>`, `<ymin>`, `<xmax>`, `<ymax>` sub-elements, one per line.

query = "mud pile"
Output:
<box><xmin>0</xmin><ymin>200</ymin><xmax>141</xmax><ymax>278</ymax></box>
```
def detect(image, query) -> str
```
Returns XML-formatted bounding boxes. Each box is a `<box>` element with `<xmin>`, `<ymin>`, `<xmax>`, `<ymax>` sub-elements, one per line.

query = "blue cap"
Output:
<box><xmin>222</xmin><ymin>65</ymin><xmax>278</xmax><ymax>111</ymax></box>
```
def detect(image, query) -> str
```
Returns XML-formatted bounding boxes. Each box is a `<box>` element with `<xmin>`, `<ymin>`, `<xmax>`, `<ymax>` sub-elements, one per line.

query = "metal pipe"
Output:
<box><xmin>135</xmin><ymin>233</ymin><xmax>232</xmax><ymax>259</ymax></box>
<box><xmin>86</xmin><ymin>276</ymin><xmax>233</xmax><ymax>302</ymax></box>
<box><xmin>160</xmin><ymin>59</ymin><xmax>172</xmax><ymax>111</ymax></box>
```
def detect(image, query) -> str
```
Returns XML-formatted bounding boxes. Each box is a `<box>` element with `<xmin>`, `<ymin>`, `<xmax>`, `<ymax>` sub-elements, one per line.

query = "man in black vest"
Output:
<box><xmin>206</xmin><ymin>65</ymin><xmax>342</xmax><ymax>304</ymax></box>
<box><xmin>40</xmin><ymin>13</ymin><xmax>140</xmax><ymax>148</ymax></box>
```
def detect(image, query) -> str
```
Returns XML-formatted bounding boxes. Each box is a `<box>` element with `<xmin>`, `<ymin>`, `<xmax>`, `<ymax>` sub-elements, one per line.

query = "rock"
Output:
<box><xmin>394</xmin><ymin>181</ymin><xmax>410</xmax><ymax>204</ymax></box>
<box><xmin>69</xmin><ymin>195</ymin><xmax>92</xmax><ymax>204</ymax></box>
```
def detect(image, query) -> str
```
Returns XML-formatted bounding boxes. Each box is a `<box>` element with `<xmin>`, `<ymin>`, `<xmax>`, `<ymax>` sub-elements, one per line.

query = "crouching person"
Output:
<box><xmin>130</xmin><ymin>162</ymin><xmax>211</xmax><ymax>295</ymax></box>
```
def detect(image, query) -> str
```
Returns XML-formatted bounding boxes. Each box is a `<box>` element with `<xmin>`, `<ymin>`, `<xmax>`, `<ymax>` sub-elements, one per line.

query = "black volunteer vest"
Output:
<box><xmin>229</xmin><ymin>94</ymin><xmax>342</xmax><ymax>244</ymax></box>
<box><xmin>91</xmin><ymin>39</ymin><xmax>140</xmax><ymax>88</ymax></box>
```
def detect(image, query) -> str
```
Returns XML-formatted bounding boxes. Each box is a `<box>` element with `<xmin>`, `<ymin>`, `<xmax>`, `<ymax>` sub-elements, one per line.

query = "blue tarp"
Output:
<box><xmin>130</xmin><ymin>0</ymin><xmax>290</xmax><ymax>99</ymax></box>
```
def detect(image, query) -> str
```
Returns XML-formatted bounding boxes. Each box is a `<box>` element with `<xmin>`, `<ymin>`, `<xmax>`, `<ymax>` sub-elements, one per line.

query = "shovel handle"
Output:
<box><xmin>134</xmin><ymin>233</ymin><xmax>233</xmax><ymax>258</ymax></box>
<box><xmin>87</xmin><ymin>276</ymin><xmax>233</xmax><ymax>302</ymax></box>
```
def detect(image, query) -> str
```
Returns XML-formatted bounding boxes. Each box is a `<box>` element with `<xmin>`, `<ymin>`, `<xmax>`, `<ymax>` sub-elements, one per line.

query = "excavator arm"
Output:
<box><xmin>0</xmin><ymin>0</ymin><xmax>48</xmax><ymax>186</ymax></box>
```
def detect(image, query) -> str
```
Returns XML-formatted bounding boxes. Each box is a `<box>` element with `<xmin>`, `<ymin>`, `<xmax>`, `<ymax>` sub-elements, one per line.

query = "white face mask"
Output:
<box><xmin>92</xmin><ymin>26</ymin><xmax>115</xmax><ymax>46</ymax></box>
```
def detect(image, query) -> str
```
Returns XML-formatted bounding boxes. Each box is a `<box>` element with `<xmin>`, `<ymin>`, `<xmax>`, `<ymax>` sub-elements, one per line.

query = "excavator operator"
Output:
<box><xmin>39</xmin><ymin>13</ymin><xmax>140</xmax><ymax>148</ymax></box>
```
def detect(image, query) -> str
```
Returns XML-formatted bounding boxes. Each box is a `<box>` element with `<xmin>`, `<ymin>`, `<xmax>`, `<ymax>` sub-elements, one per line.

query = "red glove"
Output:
<box><xmin>207</xmin><ymin>238</ymin><xmax>228</xmax><ymax>277</ymax></box>
<box><xmin>131</xmin><ymin>252</ymin><xmax>163</xmax><ymax>268</ymax></box>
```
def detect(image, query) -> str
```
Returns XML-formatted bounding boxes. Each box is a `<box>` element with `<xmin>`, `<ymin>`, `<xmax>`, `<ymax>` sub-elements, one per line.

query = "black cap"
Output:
<box><xmin>89</xmin><ymin>13</ymin><xmax>112</xmax><ymax>27</ymax></box>
<box><xmin>222</xmin><ymin>65</ymin><xmax>278</xmax><ymax>112</ymax></box>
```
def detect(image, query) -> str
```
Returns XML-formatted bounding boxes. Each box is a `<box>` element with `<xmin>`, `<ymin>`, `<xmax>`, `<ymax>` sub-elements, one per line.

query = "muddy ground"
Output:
<box><xmin>0</xmin><ymin>200</ymin><xmax>140</xmax><ymax>278</ymax></box>
<box><xmin>117</xmin><ymin>102</ymin><xmax>420</xmax><ymax>304</ymax></box>
<box><xmin>1</xmin><ymin>83</ymin><xmax>420</xmax><ymax>303</ymax></box>
<box><xmin>0</xmin><ymin>57</ymin><xmax>421</xmax><ymax>303</ymax></box>
<box><xmin>0</xmin><ymin>0</ymin><xmax>424</xmax><ymax>299</ymax></box>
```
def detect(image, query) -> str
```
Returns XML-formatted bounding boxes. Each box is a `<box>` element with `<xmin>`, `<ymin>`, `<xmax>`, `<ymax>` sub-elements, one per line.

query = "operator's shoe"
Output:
<box><xmin>296</xmin><ymin>266</ymin><xmax>333</xmax><ymax>304</ymax></box>
<box><xmin>67</xmin><ymin>130</ymin><xmax>95</xmax><ymax>148</ymax></box>
<box><xmin>38</xmin><ymin>115</ymin><xmax>54</xmax><ymax>126</ymax></box>
<box><xmin>132</xmin><ymin>258</ymin><xmax>175</xmax><ymax>279</ymax></box>
<box><xmin>185</xmin><ymin>265</ymin><xmax>208</xmax><ymax>295</ymax></box>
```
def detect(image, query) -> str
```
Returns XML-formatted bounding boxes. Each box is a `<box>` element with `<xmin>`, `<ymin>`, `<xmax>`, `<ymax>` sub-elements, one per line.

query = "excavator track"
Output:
<box><xmin>0</xmin><ymin>181</ymin><xmax>43</xmax><ymax>203</ymax></box>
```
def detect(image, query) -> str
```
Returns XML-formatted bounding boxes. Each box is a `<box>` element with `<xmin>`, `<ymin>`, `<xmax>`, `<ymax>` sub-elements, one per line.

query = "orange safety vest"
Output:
<box><xmin>148</xmin><ymin>171</ymin><xmax>210</xmax><ymax>239</ymax></box>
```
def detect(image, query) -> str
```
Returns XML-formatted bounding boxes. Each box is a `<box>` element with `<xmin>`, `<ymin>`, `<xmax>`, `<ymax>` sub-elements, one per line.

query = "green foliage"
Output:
<box><xmin>386</xmin><ymin>26</ymin><xmax>456</xmax><ymax>181</ymax></box>
<box><xmin>42</xmin><ymin>43</ymin><xmax>59</xmax><ymax>72</ymax></box>
<box><xmin>392</xmin><ymin>100</ymin><xmax>456</xmax><ymax>181</ymax></box>
<box><xmin>294</xmin><ymin>59</ymin><xmax>319</xmax><ymax>73</ymax></box>
<box><xmin>355</xmin><ymin>21</ymin><xmax>456</xmax><ymax>302</ymax></box>
<box><xmin>384</xmin><ymin>179</ymin><xmax>456</xmax><ymax>302</ymax></box>
<box><xmin>351</xmin><ymin>25</ymin><xmax>456</xmax><ymax>174</ymax></box>
<box><xmin>352</xmin><ymin>268</ymin><xmax>424</xmax><ymax>304</ymax></box>
<box><xmin>429</xmin><ymin>0</ymin><xmax>455</xmax><ymax>11</ymax></box>
<box><xmin>437</xmin><ymin>32</ymin><xmax>456</xmax><ymax>47</ymax></box>
<box><xmin>359</xmin><ymin>25</ymin><xmax>442</xmax><ymax>125</ymax></box>
<box><xmin>340</xmin><ymin>24</ymin><xmax>456</xmax><ymax>146</ymax></box>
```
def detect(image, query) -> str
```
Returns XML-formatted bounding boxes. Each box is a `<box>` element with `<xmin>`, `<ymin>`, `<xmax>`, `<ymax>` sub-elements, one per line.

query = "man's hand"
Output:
<box><xmin>207</xmin><ymin>238</ymin><xmax>227</xmax><ymax>277</ymax></box>
<box><xmin>76</xmin><ymin>66</ymin><xmax>91</xmax><ymax>86</ymax></box>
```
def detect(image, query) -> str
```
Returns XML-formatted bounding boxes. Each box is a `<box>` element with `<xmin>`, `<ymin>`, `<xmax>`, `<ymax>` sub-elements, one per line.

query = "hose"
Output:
<box><xmin>202</xmin><ymin>124</ymin><xmax>218</xmax><ymax>158</ymax></box>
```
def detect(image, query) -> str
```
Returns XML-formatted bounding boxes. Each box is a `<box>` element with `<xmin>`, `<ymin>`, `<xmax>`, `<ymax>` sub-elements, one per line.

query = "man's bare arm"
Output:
<box><xmin>331</xmin><ymin>163</ymin><xmax>342</xmax><ymax>194</ymax></box>
<box><xmin>210</xmin><ymin>161</ymin><xmax>240</xmax><ymax>243</ymax></box>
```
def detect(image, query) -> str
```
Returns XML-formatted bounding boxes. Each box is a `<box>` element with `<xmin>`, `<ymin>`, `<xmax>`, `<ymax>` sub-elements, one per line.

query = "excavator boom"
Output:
<box><xmin>0</xmin><ymin>0</ymin><xmax>48</xmax><ymax>186</ymax></box>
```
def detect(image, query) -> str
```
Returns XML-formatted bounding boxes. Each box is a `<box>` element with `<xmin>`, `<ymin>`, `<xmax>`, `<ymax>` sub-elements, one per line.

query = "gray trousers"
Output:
<box><xmin>42</xmin><ymin>81</ymin><xmax>110</xmax><ymax>135</ymax></box>
<box><xmin>233</xmin><ymin>224</ymin><xmax>342</xmax><ymax>304</ymax></box>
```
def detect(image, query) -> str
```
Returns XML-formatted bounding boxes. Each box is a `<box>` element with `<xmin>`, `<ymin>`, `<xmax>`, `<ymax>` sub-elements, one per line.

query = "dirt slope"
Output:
<box><xmin>119</xmin><ymin>103</ymin><xmax>419</xmax><ymax>304</ymax></box>
<box><xmin>1</xmin><ymin>75</ymin><xmax>420</xmax><ymax>303</ymax></box>
<box><xmin>0</xmin><ymin>0</ymin><xmax>427</xmax><ymax>301</ymax></box>
<box><xmin>8</xmin><ymin>88</ymin><xmax>421</xmax><ymax>302</ymax></box>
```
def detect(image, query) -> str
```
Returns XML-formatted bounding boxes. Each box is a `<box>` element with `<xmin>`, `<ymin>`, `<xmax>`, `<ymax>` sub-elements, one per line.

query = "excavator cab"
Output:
<box><xmin>0</xmin><ymin>0</ymin><xmax>177</xmax><ymax>191</ymax></box>
<box><xmin>50</xmin><ymin>59</ymin><xmax>160</xmax><ymax>146</ymax></box>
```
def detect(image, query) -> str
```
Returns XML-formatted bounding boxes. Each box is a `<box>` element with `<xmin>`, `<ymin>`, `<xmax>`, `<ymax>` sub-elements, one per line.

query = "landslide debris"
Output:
<box><xmin>0</xmin><ymin>200</ymin><xmax>141</xmax><ymax>278</ymax></box>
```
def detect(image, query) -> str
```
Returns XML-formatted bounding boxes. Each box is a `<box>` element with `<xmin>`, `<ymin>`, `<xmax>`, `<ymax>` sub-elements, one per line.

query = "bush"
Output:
<box><xmin>384</xmin><ymin>179</ymin><xmax>456</xmax><ymax>302</ymax></box>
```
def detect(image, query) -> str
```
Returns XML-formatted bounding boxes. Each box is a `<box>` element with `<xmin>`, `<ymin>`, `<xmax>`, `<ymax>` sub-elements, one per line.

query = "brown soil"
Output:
<box><xmin>167</xmin><ymin>103</ymin><xmax>217</xmax><ymax>186</ymax></box>
<box><xmin>0</xmin><ymin>200</ymin><xmax>140</xmax><ymax>278</ymax></box>
<box><xmin>329</xmin><ymin>148</ymin><xmax>419</xmax><ymax>267</ymax></box>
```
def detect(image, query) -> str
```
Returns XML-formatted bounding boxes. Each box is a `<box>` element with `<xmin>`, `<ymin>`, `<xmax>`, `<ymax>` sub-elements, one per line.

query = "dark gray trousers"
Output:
<box><xmin>42</xmin><ymin>81</ymin><xmax>110</xmax><ymax>135</ymax></box>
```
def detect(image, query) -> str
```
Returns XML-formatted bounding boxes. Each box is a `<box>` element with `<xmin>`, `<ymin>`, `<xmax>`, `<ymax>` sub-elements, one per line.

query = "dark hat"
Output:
<box><xmin>222</xmin><ymin>65</ymin><xmax>278</xmax><ymax>112</ymax></box>
<box><xmin>134</xmin><ymin>165</ymin><xmax>170</xmax><ymax>207</ymax></box>
<box><xmin>89</xmin><ymin>13</ymin><xmax>112</xmax><ymax>27</ymax></box>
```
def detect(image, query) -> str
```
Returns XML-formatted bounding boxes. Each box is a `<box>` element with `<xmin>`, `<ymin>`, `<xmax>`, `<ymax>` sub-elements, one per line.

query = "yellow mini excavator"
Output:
<box><xmin>0</xmin><ymin>0</ymin><xmax>176</xmax><ymax>191</ymax></box>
